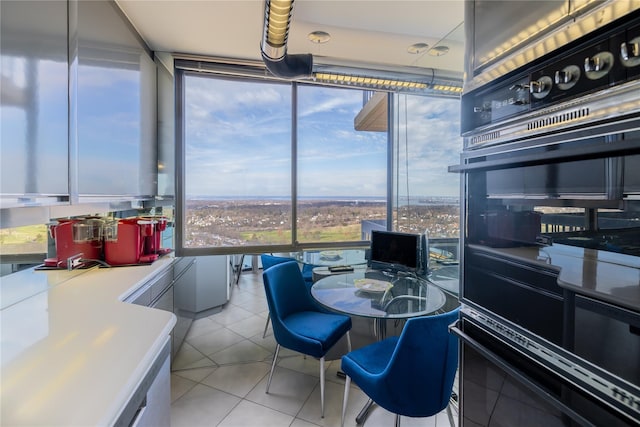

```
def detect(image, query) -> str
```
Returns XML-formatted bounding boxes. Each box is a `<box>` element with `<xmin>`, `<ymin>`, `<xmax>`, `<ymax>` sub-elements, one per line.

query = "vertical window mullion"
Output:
<box><xmin>291</xmin><ymin>82</ymin><xmax>298</xmax><ymax>246</ymax></box>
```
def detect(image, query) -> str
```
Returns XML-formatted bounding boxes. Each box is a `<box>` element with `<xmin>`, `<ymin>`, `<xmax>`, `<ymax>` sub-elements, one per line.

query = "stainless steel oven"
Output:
<box><xmin>452</xmin><ymin>2</ymin><xmax>640</xmax><ymax>426</ymax></box>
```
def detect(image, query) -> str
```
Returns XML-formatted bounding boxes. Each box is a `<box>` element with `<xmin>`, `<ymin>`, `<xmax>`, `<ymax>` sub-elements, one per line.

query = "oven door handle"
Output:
<box><xmin>449</xmin><ymin>321</ymin><xmax>597</xmax><ymax>427</ymax></box>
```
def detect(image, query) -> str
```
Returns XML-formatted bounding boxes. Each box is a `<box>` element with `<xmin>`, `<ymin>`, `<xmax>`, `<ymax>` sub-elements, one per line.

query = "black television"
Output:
<box><xmin>369</xmin><ymin>230</ymin><xmax>422</xmax><ymax>272</ymax></box>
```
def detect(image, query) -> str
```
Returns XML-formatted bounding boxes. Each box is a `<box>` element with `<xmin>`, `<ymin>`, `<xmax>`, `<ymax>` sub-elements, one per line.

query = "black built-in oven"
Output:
<box><xmin>454</xmin><ymin>5</ymin><xmax>640</xmax><ymax>426</ymax></box>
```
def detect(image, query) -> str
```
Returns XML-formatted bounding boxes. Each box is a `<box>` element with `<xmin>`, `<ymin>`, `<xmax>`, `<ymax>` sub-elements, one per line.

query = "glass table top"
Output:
<box><xmin>311</xmin><ymin>269</ymin><xmax>446</xmax><ymax>319</ymax></box>
<box><xmin>293</xmin><ymin>249</ymin><xmax>368</xmax><ymax>267</ymax></box>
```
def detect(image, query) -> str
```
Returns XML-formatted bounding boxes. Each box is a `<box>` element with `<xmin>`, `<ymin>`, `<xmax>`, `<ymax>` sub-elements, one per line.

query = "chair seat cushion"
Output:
<box><xmin>342</xmin><ymin>336</ymin><xmax>399</xmax><ymax>376</ymax></box>
<box><xmin>280</xmin><ymin>311</ymin><xmax>352</xmax><ymax>358</ymax></box>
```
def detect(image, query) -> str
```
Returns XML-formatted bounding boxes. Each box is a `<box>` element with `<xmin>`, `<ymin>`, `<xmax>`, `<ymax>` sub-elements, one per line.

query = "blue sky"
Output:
<box><xmin>185</xmin><ymin>75</ymin><xmax>462</xmax><ymax>198</ymax></box>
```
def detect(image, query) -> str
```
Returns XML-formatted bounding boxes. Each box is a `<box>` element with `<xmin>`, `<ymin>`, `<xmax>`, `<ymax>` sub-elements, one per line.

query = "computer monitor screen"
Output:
<box><xmin>369</xmin><ymin>230</ymin><xmax>420</xmax><ymax>271</ymax></box>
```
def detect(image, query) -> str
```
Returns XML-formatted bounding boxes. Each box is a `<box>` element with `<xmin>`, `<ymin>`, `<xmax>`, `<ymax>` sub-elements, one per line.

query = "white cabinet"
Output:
<box><xmin>174</xmin><ymin>256</ymin><xmax>231</xmax><ymax>320</ymax></box>
<box><xmin>172</xmin><ymin>257</ymin><xmax>196</xmax><ymax>359</ymax></box>
<box><xmin>74</xmin><ymin>0</ymin><xmax>156</xmax><ymax>199</ymax></box>
<box><xmin>0</xmin><ymin>0</ymin><xmax>69</xmax><ymax>207</ymax></box>
<box><xmin>194</xmin><ymin>255</ymin><xmax>231</xmax><ymax>315</ymax></box>
<box><xmin>115</xmin><ymin>339</ymin><xmax>171</xmax><ymax>427</ymax></box>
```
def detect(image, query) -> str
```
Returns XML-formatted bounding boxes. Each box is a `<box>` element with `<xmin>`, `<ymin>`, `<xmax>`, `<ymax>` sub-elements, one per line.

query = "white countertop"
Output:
<box><xmin>0</xmin><ymin>257</ymin><xmax>176</xmax><ymax>426</ymax></box>
<box><xmin>472</xmin><ymin>244</ymin><xmax>640</xmax><ymax>312</ymax></box>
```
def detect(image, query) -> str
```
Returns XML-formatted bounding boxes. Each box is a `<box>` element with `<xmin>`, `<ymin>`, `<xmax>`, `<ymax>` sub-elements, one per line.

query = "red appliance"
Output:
<box><xmin>139</xmin><ymin>216</ymin><xmax>171</xmax><ymax>256</ymax></box>
<box><xmin>104</xmin><ymin>218</ymin><xmax>158</xmax><ymax>266</ymax></box>
<box><xmin>46</xmin><ymin>218</ymin><xmax>104</xmax><ymax>268</ymax></box>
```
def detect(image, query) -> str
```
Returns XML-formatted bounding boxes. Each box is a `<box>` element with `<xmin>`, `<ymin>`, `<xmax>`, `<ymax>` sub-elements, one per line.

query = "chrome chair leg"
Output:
<box><xmin>266</xmin><ymin>344</ymin><xmax>280</xmax><ymax>393</ymax></box>
<box><xmin>395</xmin><ymin>413</ymin><xmax>401</xmax><ymax>427</ymax></box>
<box><xmin>341</xmin><ymin>375</ymin><xmax>351</xmax><ymax>427</ymax></box>
<box><xmin>346</xmin><ymin>331</ymin><xmax>352</xmax><ymax>352</ymax></box>
<box><xmin>446</xmin><ymin>403</ymin><xmax>456</xmax><ymax>427</ymax></box>
<box><xmin>320</xmin><ymin>356</ymin><xmax>325</xmax><ymax>418</ymax></box>
<box><xmin>262</xmin><ymin>314</ymin><xmax>270</xmax><ymax>338</ymax></box>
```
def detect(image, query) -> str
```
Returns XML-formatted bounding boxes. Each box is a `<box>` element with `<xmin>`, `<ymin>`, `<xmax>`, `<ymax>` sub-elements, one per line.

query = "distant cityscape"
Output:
<box><xmin>185</xmin><ymin>197</ymin><xmax>460</xmax><ymax>247</ymax></box>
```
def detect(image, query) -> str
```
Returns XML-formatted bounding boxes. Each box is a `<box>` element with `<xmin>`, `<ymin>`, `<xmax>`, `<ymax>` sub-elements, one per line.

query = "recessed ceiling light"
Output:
<box><xmin>308</xmin><ymin>31</ymin><xmax>331</xmax><ymax>44</ymax></box>
<box><xmin>428</xmin><ymin>45</ymin><xmax>450</xmax><ymax>56</ymax></box>
<box><xmin>407</xmin><ymin>43</ymin><xmax>429</xmax><ymax>54</ymax></box>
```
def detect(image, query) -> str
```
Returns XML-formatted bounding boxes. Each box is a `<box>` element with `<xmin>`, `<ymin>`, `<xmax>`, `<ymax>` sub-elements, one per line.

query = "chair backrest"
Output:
<box><xmin>383</xmin><ymin>307</ymin><xmax>460</xmax><ymax>417</ymax></box>
<box><xmin>261</xmin><ymin>254</ymin><xmax>295</xmax><ymax>271</ymax></box>
<box><xmin>262</xmin><ymin>260</ymin><xmax>320</xmax><ymax>324</ymax></box>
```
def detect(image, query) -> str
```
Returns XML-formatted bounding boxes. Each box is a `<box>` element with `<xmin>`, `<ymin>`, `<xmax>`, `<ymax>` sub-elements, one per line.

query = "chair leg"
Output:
<box><xmin>266</xmin><ymin>344</ymin><xmax>280</xmax><ymax>394</ymax></box>
<box><xmin>395</xmin><ymin>413</ymin><xmax>401</xmax><ymax>427</ymax></box>
<box><xmin>446</xmin><ymin>403</ymin><xmax>456</xmax><ymax>427</ymax></box>
<box><xmin>262</xmin><ymin>314</ymin><xmax>270</xmax><ymax>338</ymax></box>
<box><xmin>341</xmin><ymin>375</ymin><xmax>351</xmax><ymax>427</ymax></box>
<box><xmin>346</xmin><ymin>331</ymin><xmax>352</xmax><ymax>352</ymax></box>
<box><xmin>320</xmin><ymin>356</ymin><xmax>325</xmax><ymax>418</ymax></box>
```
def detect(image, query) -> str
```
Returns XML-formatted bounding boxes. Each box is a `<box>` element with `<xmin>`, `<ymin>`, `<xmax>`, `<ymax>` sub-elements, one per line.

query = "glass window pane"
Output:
<box><xmin>297</xmin><ymin>86</ymin><xmax>387</xmax><ymax>243</ymax></box>
<box><xmin>183</xmin><ymin>75</ymin><xmax>292</xmax><ymax>248</ymax></box>
<box><xmin>392</xmin><ymin>94</ymin><xmax>461</xmax><ymax>238</ymax></box>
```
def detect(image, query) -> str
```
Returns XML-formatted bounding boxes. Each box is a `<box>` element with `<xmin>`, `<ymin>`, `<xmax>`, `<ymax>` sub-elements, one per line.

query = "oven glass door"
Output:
<box><xmin>456</xmin><ymin>318</ymin><xmax>638</xmax><ymax>427</ymax></box>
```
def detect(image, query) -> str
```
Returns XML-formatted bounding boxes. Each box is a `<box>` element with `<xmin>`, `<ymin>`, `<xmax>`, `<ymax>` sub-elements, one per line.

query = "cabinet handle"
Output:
<box><xmin>128</xmin><ymin>397</ymin><xmax>147</xmax><ymax>427</ymax></box>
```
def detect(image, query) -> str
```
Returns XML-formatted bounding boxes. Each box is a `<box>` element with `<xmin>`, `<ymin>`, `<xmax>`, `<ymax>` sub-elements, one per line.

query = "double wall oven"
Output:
<box><xmin>451</xmin><ymin>2</ymin><xmax>640</xmax><ymax>426</ymax></box>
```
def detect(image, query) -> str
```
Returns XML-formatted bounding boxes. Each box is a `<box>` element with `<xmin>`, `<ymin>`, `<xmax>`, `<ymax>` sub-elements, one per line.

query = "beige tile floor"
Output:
<box><xmin>170</xmin><ymin>270</ymin><xmax>459</xmax><ymax>427</ymax></box>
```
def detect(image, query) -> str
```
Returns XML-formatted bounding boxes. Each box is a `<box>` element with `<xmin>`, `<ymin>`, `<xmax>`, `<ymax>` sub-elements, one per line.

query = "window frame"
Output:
<box><xmin>174</xmin><ymin>64</ymin><xmax>389</xmax><ymax>257</ymax></box>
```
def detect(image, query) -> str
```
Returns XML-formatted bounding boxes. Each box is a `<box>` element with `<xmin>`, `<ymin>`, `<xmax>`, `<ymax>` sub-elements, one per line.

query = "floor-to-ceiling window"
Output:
<box><xmin>182</xmin><ymin>75</ymin><xmax>293</xmax><ymax>249</ymax></box>
<box><xmin>178</xmin><ymin>68</ymin><xmax>388</xmax><ymax>255</ymax></box>
<box><xmin>296</xmin><ymin>85</ymin><xmax>387</xmax><ymax>244</ymax></box>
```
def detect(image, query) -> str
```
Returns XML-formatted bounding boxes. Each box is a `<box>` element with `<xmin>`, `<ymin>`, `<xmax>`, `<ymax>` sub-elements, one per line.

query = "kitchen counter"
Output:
<box><xmin>0</xmin><ymin>257</ymin><xmax>176</xmax><ymax>426</ymax></box>
<box><xmin>470</xmin><ymin>243</ymin><xmax>640</xmax><ymax>312</ymax></box>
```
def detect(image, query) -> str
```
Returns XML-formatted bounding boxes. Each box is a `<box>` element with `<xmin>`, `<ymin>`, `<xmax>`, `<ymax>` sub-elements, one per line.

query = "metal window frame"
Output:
<box><xmin>174</xmin><ymin>62</ymin><xmax>380</xmax><ymax>256</ymax></box>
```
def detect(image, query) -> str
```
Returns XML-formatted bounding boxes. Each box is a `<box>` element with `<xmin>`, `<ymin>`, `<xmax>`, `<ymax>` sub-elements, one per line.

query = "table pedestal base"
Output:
<box><xmin>356</xmin><ymin>399</ymin><xmax>375</xmax><ymax>424</ymax></box>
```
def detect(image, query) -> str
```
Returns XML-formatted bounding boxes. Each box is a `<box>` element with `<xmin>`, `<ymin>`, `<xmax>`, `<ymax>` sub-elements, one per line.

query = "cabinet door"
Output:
<box><xmin>156</xmin><ymin>57</ymin><xmax>175</xmax><ymax>197</ymax></box>
<box><xmin>0</xmin><ymin>0</ymin><xmax>69</xmax><ymax>206</ymax></box>
<box><xmin>172</xmin><ymin>258</ymin><xmax>196</xmax><ymax>358</ymax></box>
<box><xmin>75</xmin><ymin>0</ymin><xmax>156</xmax><ymax>198</ymax></box>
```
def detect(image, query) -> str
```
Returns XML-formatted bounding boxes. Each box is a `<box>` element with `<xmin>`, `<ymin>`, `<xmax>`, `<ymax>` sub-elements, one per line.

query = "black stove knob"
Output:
<box><xmin>584</xmin><ymin>52</ymin><xmax>614</xmax><ymax>80</ymax></box>
<box><xmin>621</xmin><ymin>41</ymin><xmax>639</xmax><ymax>61</ymax></box>
<box><xmin>620</xmin><ymin>38</ymin><xmax>640</xmax><ymax>67</ymax></box>
<box><xmin>554</xmin><ymin>65</ymin><xmax>581</xmax><ymax>90</ymax></box>
<box><xmin>529</xmin><ymin>76</ymin><xmax>552</xmax><ymax>99</ymax></box>
<box><xmin>554</xmin><ymin>70</ymin><xmax>572</xmax><ymax>84</ymax></box>
<box><xmin>529</xmin><ymin>80</ymin><xmax>546</xmax><ymax>93</ymax></box>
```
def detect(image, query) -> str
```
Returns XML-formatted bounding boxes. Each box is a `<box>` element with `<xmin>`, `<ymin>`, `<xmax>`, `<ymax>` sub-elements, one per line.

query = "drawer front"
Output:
<box><xmin>150</xmin><ymin>269</ymin><xmax>173</xmax><ymax>301</ymax></box>
<box><xmin>130</xmin><ymin>287</ymin><xmax>152</xmax><ymax>306</ymax></box>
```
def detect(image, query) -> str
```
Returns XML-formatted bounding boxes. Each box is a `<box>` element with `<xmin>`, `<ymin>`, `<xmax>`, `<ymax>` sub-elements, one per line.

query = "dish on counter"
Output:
<box><xmin>354</xmin><ymin>278</ymin><xmax>393</xmax><ymax>293</ymax></box>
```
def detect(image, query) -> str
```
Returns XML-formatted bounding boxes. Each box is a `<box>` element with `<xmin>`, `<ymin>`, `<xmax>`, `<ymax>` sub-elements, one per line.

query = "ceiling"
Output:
<box><xmin>115</xmin><ymin>0</ymin><xmax>466</xmax><ymax>78</ymax></box>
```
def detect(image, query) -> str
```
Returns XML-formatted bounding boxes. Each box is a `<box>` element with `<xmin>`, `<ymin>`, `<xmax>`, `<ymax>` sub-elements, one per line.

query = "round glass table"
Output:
<box><xmin>311</xmin><ymin>269</ymin><xmax>447</xmax><ymax>424</ymax></box>
<box><xmin>295</xmin><ymin>249</ymin><xmax>368</xmax><ymax>267</ymax></box>
<box><xmin>310</xmin><ymin>269</ymin><xmax>446</xmax><ymax>321</ymax></box>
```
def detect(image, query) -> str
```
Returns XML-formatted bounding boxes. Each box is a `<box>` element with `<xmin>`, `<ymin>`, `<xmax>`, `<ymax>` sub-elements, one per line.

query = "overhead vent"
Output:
<box><xmin>260</xmin><ymin>0</ymin><xmax>312</xmax><ymax>79</ymax></box>
<box><xmin>259</xmin><ymin>0</ymin><xmax>463</xmax><ymax>95</ymax></box>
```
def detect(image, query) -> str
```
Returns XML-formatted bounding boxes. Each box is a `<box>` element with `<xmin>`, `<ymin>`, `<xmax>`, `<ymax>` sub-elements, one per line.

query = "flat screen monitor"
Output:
<box><xmin>369</xmin><ymin>230</ymin><xmax>421</xmax><ymax>272</ymax></box>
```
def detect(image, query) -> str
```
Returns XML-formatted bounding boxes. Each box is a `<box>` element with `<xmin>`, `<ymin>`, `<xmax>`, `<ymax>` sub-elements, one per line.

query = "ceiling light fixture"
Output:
<box><xmin>407</xmin><ymin>43</ymin><xmax>429</xmax><ymax>54</ymax></box>
<box><xmin>428</xmin><ymin>45</ymin><xmax>450</xmax><ymax>56</ymax></box>
<box><xmin>314</xmin><ymin>72</ymin><xmax>428</xmax><ymax>91</ymax></box>
<box><xmin>308</xmin><ymin>31</ymin><xmax>331</xmax><ymax>44</ymax></box>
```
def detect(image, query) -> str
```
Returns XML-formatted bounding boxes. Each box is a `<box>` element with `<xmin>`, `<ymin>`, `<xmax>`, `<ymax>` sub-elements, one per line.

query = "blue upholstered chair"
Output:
<box><xmin>340</xmin><ymin>307</ymin><xmax>460</xmax><ymax>427</ymax></box>
<box><xmin>260</xmin><ymin>254</ymin><xmax>319</xmax><ymax>338</ymax></box>
<box><xmin>262</xmin><ymin>260</ymin><xmax>353</xmax><ymax>418</ymax></box>
<box><xmin>261</xmin><ymin>253</ymin><xmax>296</xmax><ymax>271</ymax></box>
<box><xmin>261</xmin><ymin>254</ymin><xmax>298</xmax><ymax>338</ymax></box>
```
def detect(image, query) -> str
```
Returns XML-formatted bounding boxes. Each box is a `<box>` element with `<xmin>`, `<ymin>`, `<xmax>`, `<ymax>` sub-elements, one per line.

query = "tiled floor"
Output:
<box><xmin>170</xmin><ymin>270</ymin><xmax>459</xmax><ymax>427</ymax></box>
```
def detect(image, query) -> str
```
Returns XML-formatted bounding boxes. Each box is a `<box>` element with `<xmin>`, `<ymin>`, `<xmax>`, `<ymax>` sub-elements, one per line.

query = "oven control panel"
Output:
<box><xmin>462</xmin><ymin>10</ymin><xmax>640</xmax><ymax>143</ymax></box>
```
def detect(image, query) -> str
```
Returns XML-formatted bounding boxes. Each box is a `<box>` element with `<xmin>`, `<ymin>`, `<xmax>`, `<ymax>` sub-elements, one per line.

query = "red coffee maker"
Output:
<box><xmin>46</xmin><ymin>218</ymin><xmax>104</xmax><ymax>268</ymax></box>
<box><xmin>104</xmin><ymin>218</ymin><xmax>159</xmax><ymax>266</ymax></box>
